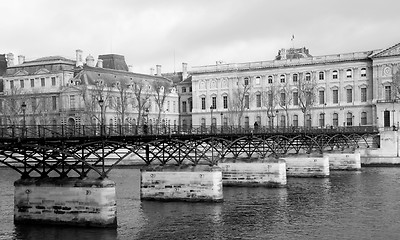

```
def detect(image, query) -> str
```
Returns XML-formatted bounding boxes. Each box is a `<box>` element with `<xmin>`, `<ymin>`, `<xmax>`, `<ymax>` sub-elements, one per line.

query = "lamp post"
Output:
<box><xmin>220</xmin><ymin>112</ymin><xmax>223</xmax><ymax>133</ymax></box>
<box><xmin>98</xmin><ymin>99</ymin><xmax>104</xmax><ymax>136</ymax></box>
<box><xmin>210</xmin><ymin>106</ymin><xmax>214</xmax><ymax>132</ymax></box>
<box><xmin>21</xmin><ymin>102</ymin><xmax>26</xmax><ymax>138</ymax></box>
<box><xmin>275</xmin><ymin>109</ymin><xmax>279</xmax><ymax>129</ymax></box>
<box><xmin>322</xmin><ymin>103</ymin><xmax>326</xmax><ymax>128</ymax></box>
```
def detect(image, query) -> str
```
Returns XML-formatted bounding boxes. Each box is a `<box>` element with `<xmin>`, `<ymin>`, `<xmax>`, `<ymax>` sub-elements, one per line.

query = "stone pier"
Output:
<box><xmin>325</xmin><ymin>151</ymin><xmax>361</xmax><ymax>170</ymax></box>
<box><xmin>284</xmin><ymin>155</ymin><xmax>330</xmax><ymax>177</ymax></box>
<box><xmin>359</xmin><ymin>131</ymin><xmax>400</xmax><ymax>165</ymax></box>
<box><xmin>14</xmin><ymin>177</ymin><xmax>117</xmax><ymax>228</ymax></box>
<box><xmin>140</xmin><ymin>165</ymin><xmax>223</xmax><ymax>202</ymax></box>
<box><xmin>218</xmin><ymin>158</ymin><xmax>286</xmax><ymax>187</ymax></box>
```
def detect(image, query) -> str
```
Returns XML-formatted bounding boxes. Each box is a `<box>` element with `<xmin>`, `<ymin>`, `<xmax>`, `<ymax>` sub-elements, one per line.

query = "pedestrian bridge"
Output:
<box><xmin>0</xmin><ymin>124</ymin><xmax>379</xmax><ymax>179</ymax></box>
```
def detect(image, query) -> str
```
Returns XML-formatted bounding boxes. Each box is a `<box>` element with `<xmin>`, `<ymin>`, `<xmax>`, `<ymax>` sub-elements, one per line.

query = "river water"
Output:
<box><xmin>1</xmin><ymin>167</ymin><xmax>400</xmax><ymax>240</ymax></box>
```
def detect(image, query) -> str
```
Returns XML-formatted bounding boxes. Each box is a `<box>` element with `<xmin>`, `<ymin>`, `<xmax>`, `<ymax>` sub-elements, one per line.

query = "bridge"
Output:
<box><xmin>0</xmin><ymin>124</ymin><xmax>379</xmax><ymax>179</ymax></box>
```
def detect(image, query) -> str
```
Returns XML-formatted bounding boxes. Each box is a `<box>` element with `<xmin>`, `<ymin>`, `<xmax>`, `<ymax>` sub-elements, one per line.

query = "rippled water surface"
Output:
<box><xmin>1</xmin><ymin>167</ymin><xmax>400</xmax><ymax>240</ymax></box>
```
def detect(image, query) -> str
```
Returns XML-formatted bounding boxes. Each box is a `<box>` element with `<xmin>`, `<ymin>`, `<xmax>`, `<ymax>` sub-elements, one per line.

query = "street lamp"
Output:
<box><xmin>275</xmin><ymin>109</ymin><xmax>279</xmax><ymax>129</ymax></box>
<box><xmin>322</xmin><ymin>103</ymin><xmax>327</xmax><ymax>128</ymax></box>
<box><xmin>21</xmin><ymin>102</ymin><xmax>26</xmax><ymax>137</ymax></box>
<box><xmin>220</xmin><ymin>112</ymin><xmax>223</xmax><ymax>133</ymax></box>
<box><xmin>210</xmin><ymin>105</ymin><xmax>214</xmax><ymax>128</ymax></box>
<box><xmin>98</xmin><ymin>99</ymin><xmax>104</xmax><ymax>136</ymax></box>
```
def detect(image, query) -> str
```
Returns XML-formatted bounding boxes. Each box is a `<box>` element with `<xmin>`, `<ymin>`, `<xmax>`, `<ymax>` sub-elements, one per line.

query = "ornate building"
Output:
<box><xmin>0</xmin><ymin>50</ymin><xmax>179</xmax><ymax>128</ymax></box>
<box><xmin>189</xmin><ymin>43</ymin><xmax>400</xmax><ymax>130</ymax></box>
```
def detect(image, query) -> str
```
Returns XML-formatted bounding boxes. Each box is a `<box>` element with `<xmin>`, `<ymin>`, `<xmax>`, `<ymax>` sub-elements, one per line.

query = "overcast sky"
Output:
<box><xmin>2</xmin><ymin>0</ymin><xmax>400</xmax><ymax>74</ymax></box>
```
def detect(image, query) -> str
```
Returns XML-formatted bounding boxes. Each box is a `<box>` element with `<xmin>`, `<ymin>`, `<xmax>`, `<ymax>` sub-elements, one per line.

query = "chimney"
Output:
<box><xmin>182</xmin><ymin>62</ymin><xmax>188</xmax><ymax>79</ymax></box>
<box><xmin>75</xmin><ymin>49</ymin><xmax>83</xmax><ymax>67</ymax></box>
<box><xmin>96</xmin><ymin>59</ymin><xmax>103</xmax><ymax>68</ymax></box>
<box><xmin>6</xmin><ymin>53</ymin><xmax>14</xmax><ymax>67</ymax></box>
<box><xmin>156</xmin><ymin>65</ymin><xmax>162</xmax><ymax>76</ymax></box>
<box><xmin>86</xmin><ymin>54</ymin><xmax>95</xmax><ymax>67</ymax></box>
<box><xmin>128</xmin><ymin>65</ymin><xmax>133</xmax><ymax>72</ymax></box>
<box><xmin>18</xmin><ymin>55</ymin><xmax>25</xmax><ymax>65</ymax></box>
<box><xmin>150</xmin><ymin>68</ymin><xmax>154</xmax><ymax>75</ymax></box>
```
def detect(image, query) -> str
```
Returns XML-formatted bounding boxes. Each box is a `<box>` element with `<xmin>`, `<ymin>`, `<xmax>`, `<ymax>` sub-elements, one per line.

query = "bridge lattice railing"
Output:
<box><xmin>0</xmin><ymin>124</ymin><xmax>379</xmax><ymax>139</ymax></box>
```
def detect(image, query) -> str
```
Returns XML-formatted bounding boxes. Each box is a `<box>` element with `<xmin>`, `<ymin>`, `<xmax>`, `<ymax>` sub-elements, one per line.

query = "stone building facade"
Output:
<box><xmin>0</xmin><ymin>50</ymin><xmax>179</xmax><ymax>128</ymax></box>
<box><xmin>189</xmin><ymin>43</ymin><xmax>400</xmax><ymax>130</ymax></box>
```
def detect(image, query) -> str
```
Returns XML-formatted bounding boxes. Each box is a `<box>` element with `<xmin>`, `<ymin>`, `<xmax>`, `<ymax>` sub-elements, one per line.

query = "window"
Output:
<box><xmin>244</xmin><ymin>117</ymin><xmax>250</xmax><ymax>128</ymax></box>
<box><xmin>223</xmin><ymin>96</ymin><xmax>228</xmax><ymax>109</ymax></box>
<box><xmin>201</xmin><ymin>118</ymin><xmax>206</xmax><ymax>127</ymax></box>
<box><xmin>268</xmin><ymin>92</ymin><xmax>273</xmax><ymax>106</ymax></box>
<box><xmin>211</xmin><ymin>96</ymin><xmax>216</xmax><ymax>109</ymax></box>
<box><xmin>319</xmin><ymin>113</ymin><xmax>325</xmax><ymax>127</ymax></box>
<box><xmin>305</xmin><ymin>72</ymin><xmax>311</xmax><ymax>81</ymax></box>
<box><xmin>346</xmin><ymin>69</ymin><xmax>352</xmax><ymax>78</ymax></box>
<box><xmin>346</xmin><ymin>112</ymin><xmax>353</xmax><ymax>126</ymax></box>
<box><xmin>268</xmin><ymin>76</ymin><xmax>273</xmax><ymax>84</ymax></box>
<box><xmin>41</xmin><ymin>78</ymin><xmax>45</xmax><ymax>87</ymax></box>
<box><xmin>256</xmin><ymin>116</ymin><xmax>261</xmax><ymax>125</ymax></box>
<box><xmin>361</xmin><ymin>112</ymin><xmax>367</xmax><ymax>125</ymax></box>
<box><xmin>31</xmin><ymin>97</ymin><xmax>36</xmax><ymax>112</ymax></box>
<box><xmin>223</xmin><ymin>117</ymin><xmax>228</xmax><ymax>126</ymax></box>
<box><xmin>385</xmin><ymin>86</ymin><xmax>392</xmax><ymax>101</ymax></box>
<box><xmin>333</xmin><ymin>89</ymin><xmax>339</xmax><ymax>104</ymax></box>
<box><xmin>361</xmin><ymin>68</ymin><xmax>367</xmax><ymax>77</ymax></box>
<box><xmin>52</xmin><ymin>96</ymin><xmax>57</xmax><ymax>110</ymax></box>
<box><xmin>293</xmin><ymin>74</ymin><xmax>298</xmax><ymax>83</ymax></box>
<box><xmin>333</xmin><ymin>113</ymin><xmax>338</xmax><ymax>126</ymax></box>
<box><xmin>280</xmin><ymin>74</ymin><xmax>285</xmax><ymax>83</ymax></box>
<box><xmin>30</xmin><ymin>79</ymin><xmax>35</xmax><ymax>87</ymax></box>
<box><xmin>361</xmin><ymin>87</ymin><xmax>367</xmax><ymax>102</ymax></box>
<box><xmin>332</xmin><ymin>70</ymin><xmax>338</xmax><ymax>80</ymax></box>
<box><xmin>10</xmin><ymin>80</ymin><xmax>14</xmax><ymax>89</ymax></box>
<box><xmin>256</xmin><ymin>94</ymin><xmax>261</xmax><ymax>107</ymax></box>
<box><xmin>20</xmin><ymin>79</ymin><xmax>24</xmax><ymax>88</ymax></box>
<box><xmin>182</xmin><ymin>87</ymin><xmax>186</xmax><ymax>93</ymax></box>
<box><xmin>293</xmin><ymin>115</ymin><xmax>298</xmax><ymax>127</ymax></box>
<box><xmin>245</xmin><ymin>95</ymin><xmax>249</xmax><ymax>109</ymax></box>
<box><xmin>182</xmin><ymin>101</ymin><xmax>187</xmax><ymax>113</ymax></box>
<box><xmin>189</xmin><ymin>87</ymin><xmax>192</xmax><ymax>92</ymax></box>
<box><xmin>189</xmin><ymin>98</ymin><xmax>192</xmax><ymax>112</ymax></box>
<box><xmin>244</xmin><ymin>77</ymin><xmax>249</xmax><ymax>85</ymax></box>
<box><xmin>306</xmin><ymin>114</ymin><xmax>312</xmax><ymax>128</ymax></box>
<box><xmin>280</xmin><ymin>92</ymin><xmax>286</xmax><ymax>106</ymax></box>
<box><xmin>319</xmin><ymin>71</ymin><xmax>324</xmax><ymax>80</ymax></box>
<box><xmin>346</xmin><ymin>89</ymin><xmax>352</xmax><ymax>103</ymax></box>
<box><xmin>319</xmin><ymin>90</ymin><xmax>325</xmax><ymax>104</ymax></box>
<box><xmin>280</xmin><ymin>115</ymin><xmax>286</xmax><ymax>127</ymax></box>
<box><xmin>201</xmin><ymin>97</ymin><xmax>206</xmax><ymax>110</ymax></box>
<box><xmin>51</xmin><ymin>77</ymin><xmax>56</xmax><ymax>86</ymax></box>
<box><xmin>255</xmin><ymin>76</ymin><xmax>261</xmax><ymax>85</ymax></box>
<box><xmin>293</xmin><ymin>92</ymin><xmax>299</xmax><ymax>105</ymax></box>
<box><xmin>70</xmin><ymin>95</ymin><xmax>76</xmax><ymax>109</ymax></box>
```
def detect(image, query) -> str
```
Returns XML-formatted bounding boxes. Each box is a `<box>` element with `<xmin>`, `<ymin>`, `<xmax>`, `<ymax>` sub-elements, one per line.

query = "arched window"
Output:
<box><xmin>319</xmin><ymin>113</ymin><xmax>325</xmax><ymax>127</ymax></box>
<box><xmin>256</xmin><ymin>116</ymin><xmax>261</xmax><ymax>125</ymax></box>
<box><xmin>268</xmin><ymin>76</ymin><xmax>273</xmax><ymax>84</ymax></box>
<box><xmin>332</xmin><ymin>70</ymin><xmax>338</xmax><ymax>80</ymax></box>
<box><xmin>333</xmin><ymin>113</ymin><xmax>338</xmax><ymax>126</ymax></box>
<box><xmin>361</xmin><ymin>68</ymin><xmax>367</xmax><ymax>77</ymax></box>
<box><xmin>201</xmin><ymin>118</ymin><xmax>206</xmax><ymax>127</ymax></box>
<box><xmin>305</xmin><ymin>72</ymin><xmax>311</xmax><ymax>81</ymax></box>
<box><xmin>319</xmin><ymin>71</ymin><xmax>324</xmax><ymax>80</ymax></box>
<box><xmin>244</xmin><ymin>116</ymin><xmax>250</xmax><ymax>128</ymax></box>
<box><xmin>361</xmin><ymin>112</ymin><xmax>367</xmax><ymax>125</ymax></box>
<box><xmin>292</xmin><ymin>74</ymin><xmax>298</xmax><ymax>83</ymax></box>
<box><xmin>306</xmin><ymin>114</ymin><xmax>312</xmax><ymax>128</ymax></box>
<box><xmin>280</xmin><ymin>115</ymin><xmax>286</xmax><ymax>127</ymax></box>
<box><xmin>346</xmin><ymin>112</ymin><xmax>353</xmax><ymax>126</ymax></box>
<box><xmin>293</xmin><ymin>115</ymin><xmax>298</xmax><ymax>127</ymax></box>
<box><xmin>244</xmin><ymin>77</ymin><xmax>249</xmax><ymax>86</ymax></box>
<box><xmin>280</xmin><ymin>74</ymin><xmax>285</xmax><ymax>83</ymax></box>
<box><xmin>346</xmin><ymin>69</ymin><xmax>352</xmax><ymax>78</ymax></box>
<box><xmin>255</xmin><ymin>76</ymin><xmax>261</xmax><ymax>85</ymax></box>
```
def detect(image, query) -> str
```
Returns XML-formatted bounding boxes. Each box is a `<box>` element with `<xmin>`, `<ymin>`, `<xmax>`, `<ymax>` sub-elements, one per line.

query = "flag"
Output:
<box><xmin>291</xmin><ymin>34</ymin><xmax>295</xmax><ymax>41</ymax></box>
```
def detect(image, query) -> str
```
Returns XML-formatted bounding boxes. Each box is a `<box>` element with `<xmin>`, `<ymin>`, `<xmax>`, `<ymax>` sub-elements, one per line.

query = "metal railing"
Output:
<box><xmin>0</xmin><ymin>124</ymin><xmax>379</xmax><ymax>139</ymax></box>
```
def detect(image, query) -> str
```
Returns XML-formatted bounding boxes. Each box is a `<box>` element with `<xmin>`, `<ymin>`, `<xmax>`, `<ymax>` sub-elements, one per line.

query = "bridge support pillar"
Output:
<box><xmin>14</xmin><ymin>177</ymin><xmax>117</xmax><ymax>228</ymax></box>
<box><xmin>218</xmin><ymin>158</ymin><xmax>287</xmax><ymax>187</ymax></box>
<box><xmin>325</xmin><ymin>151</ymin><xmax>361</xmax><ymax>170</ymax></box>
<box><xmin>140</xmin><ymin>165</ymin><xmax>223</xmax><ymax>202</ymax></box>
<box><xmin>284</xmin><ymin>155</ymin><xmax>330</xmax><ymax>177</ymax></box>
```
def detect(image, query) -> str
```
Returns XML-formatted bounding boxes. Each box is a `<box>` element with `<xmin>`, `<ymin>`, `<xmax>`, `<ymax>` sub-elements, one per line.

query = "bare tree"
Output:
<box><xmin>152</xmin><ymin>80</ymin><xmax>171</xmax><ymax>125</ymax></box>
<box><xmin>0</xmin><ymin>86</ymin><xmax>28</xmax><ymax>125</ymax></box>
<box><xmin>261</xmin><ymin>85</ymin><xmax>279</xmax><ymax>128</ymax></box>
<box><xmin>80</xmin><ymin>81</ymin><xmax>112</xmax><ymax>125</ymax></box>
<box><xmin>228</xmin><ymin>79</ymin><xmax>253</xmax><ymax>126</ymax></box>
<box><xmin>297</xmin><ymin>73</ymin><xmax>317</xmax><ymax>127</ymax></box>
<box><xmin>277</xmin><ymin>83</ymin><xmax>293</xmax><ymax>127</ymax></box>
<box><xmin>131</xmin><ymin>80</ymin><xmax>152</xmax><ymax>125</ymax></box>
<box><xmin>109</xmin><ymin>80</ymin><xmax>133</xmax><ymax>126</ymax></box>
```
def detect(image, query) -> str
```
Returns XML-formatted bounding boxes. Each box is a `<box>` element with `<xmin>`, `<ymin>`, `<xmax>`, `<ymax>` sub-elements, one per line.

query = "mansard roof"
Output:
<box><xmin>74</xmin><ymin>65</ymin><xmax>172</xmax><ymax>87</ymax></box>
<box><xmin>369</xmin><ymin>42</ymin><xmax>400</xmax><ymax>58</ymax></box>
